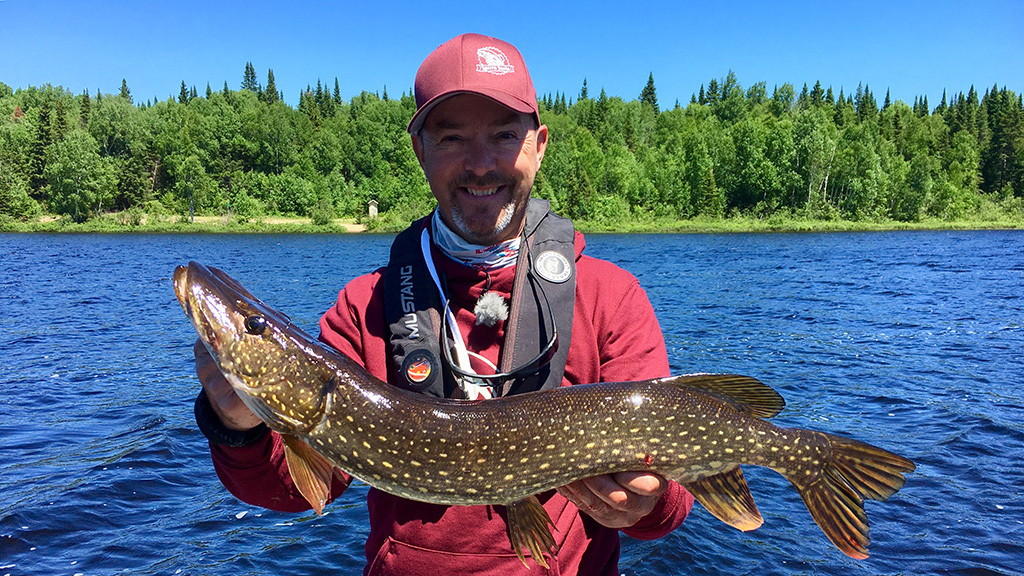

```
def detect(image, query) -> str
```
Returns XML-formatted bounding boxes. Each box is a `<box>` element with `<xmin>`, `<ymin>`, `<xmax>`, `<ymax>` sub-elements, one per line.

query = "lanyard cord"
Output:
<box><xmin>420</xmin><ymin>228</ymin><xmax>499</xmax><ymax>393</ymax></box>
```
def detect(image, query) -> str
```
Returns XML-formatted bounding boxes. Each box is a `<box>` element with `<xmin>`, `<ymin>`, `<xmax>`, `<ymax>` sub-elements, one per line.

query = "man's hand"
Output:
<box><xmin>194</xmin><ymin>339</ymin><xmax>262</xmax><ymax>431</ymax></box>
<box><xmin>556</xmin><ymin>471</ymin><xmax>667</xmax><ymax>529</ymax></box>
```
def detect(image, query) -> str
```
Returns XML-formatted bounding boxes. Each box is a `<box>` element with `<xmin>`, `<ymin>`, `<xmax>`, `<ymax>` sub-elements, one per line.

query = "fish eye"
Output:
<box><xmin>244</xmin><ymin>315</ymin><xmax>267</xmax><ymax>335</ymax></box>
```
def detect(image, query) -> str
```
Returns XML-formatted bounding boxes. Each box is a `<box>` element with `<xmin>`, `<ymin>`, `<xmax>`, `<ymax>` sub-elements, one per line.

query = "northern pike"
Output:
<box><xmin>174</xmin><ymin>261</ymin><xmax>914</xmax><ymax>566</ymax></box>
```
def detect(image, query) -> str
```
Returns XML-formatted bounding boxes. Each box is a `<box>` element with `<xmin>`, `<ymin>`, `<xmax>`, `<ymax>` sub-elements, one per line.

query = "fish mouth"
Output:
<box><xmin>173</xmin><ymin>261</ymin><xmax>244</xmax><ymax>359</ymax></box>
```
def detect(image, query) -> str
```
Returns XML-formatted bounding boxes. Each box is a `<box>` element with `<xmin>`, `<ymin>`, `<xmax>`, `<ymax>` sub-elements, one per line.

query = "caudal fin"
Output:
<box><xmin>794</xmin><ymin>434</ymin><xmax>915</xmax><ymax>559</ymax></box>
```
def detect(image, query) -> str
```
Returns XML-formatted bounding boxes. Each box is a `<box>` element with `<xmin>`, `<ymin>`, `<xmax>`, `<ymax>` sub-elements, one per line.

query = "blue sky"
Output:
<box><xmin>2</xmin><ymin>0</ymin><xmax>1022</xmax><ymax>108</ymax></box>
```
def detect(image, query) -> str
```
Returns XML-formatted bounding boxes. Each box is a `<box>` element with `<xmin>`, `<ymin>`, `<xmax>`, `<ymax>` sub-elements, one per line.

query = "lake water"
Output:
<box><xmin>1</xmin><ymin>230</ymin><xmax>1021</xmax><ymax>575</ymax></box>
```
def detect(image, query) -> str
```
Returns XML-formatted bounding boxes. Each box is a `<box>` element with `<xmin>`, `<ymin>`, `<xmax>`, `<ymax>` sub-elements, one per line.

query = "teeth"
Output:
<box><xmin>466</xmin><ymin>187</ymin><xmax>499</xmax><ymax>197</ymax></box>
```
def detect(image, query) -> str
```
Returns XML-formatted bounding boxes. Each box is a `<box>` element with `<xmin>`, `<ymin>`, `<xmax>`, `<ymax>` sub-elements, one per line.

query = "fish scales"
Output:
<box><xmin>304</xmin><ymin>377</ymin><xmax>798</xmax><ymax>505</ymax></box>
<box><xmin>174</xmin><ymin>261</ymin><xmax>914</xmax><ymax>567</ymax></box>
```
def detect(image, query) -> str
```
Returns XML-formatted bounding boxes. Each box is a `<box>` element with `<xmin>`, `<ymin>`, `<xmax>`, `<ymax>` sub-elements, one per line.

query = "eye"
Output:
<box><xmin>244</xmin><ymin>315</ymin><xmax>267</xmax><ymax>335</ymax></box>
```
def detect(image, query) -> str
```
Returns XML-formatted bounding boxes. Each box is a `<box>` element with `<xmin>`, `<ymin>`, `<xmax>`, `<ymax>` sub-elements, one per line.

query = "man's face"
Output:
<box><xmin>412</xmin><ymin>93</ymin><xmax>548</xmax><ymax>246</ymax></box>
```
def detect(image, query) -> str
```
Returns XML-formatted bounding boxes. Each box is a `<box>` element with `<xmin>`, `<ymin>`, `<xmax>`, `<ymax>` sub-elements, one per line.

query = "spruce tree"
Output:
<box><xmin>265</xmin><ymin>69</ymin><xmax>279</xmax><ymax>104</ymax></box>
<box><xmin>51</xmin><ymin>98</ymin><xmax>70</xmax><ymax>142</ymax></box>
<box><xmin>28</xmin><ymin>101</ymin><xmax>52</xmax><ymax>195</ymax></box>
<box><xmin>936</xmin><ymin>89</ymin><xmax>948</xmax><ymax>115</ymax></box>
<box><xmin>179</xmin><ymin>81</ymin><xmax>189</xmax><ymax>104</ymax></box>
<box><xmin>242</xmin><ymin>62</ymin><xmax>259</xmax><ymax>92</ymax></box>
<box><xmin>797</xmin><ymin>83</ymin><xmax>810</xmax><ymax>109</ymax></box>
<box><xmin>811</xmin><ymin>81</ymin><xmax>824</xmax><ymax>106</ymax></box>
<box><xmin>639</xmin><ymin>72</ymin><xmax>659</xmax><ymax>113</ymax></box>
<box><xmin>80</xmin><ymin>89</ymin><xmax>91</xmax><ymax>128</ymax></box>
<box><xmin>223</xmin><ymin>81</ymin><xmax>230</xmax><ymax>97</ymax></box>
<box><xmin>707</xmin><ymin>78</ymin><xmax>720</xmax><ymax>102</ymax></box>
<box><xmin>119</xmin><ymin>78</ymin><xmax>132</xmax><ymax>103</ymax></box>
<box><xmin>580</xmin><ymin>78</ymin><xmax>589</xmax><ymax>100</ymax></box>
<box><xmin>206</xmin><ymin>83</ymin><xmax>212</xmax><ymax>99</ymax></box>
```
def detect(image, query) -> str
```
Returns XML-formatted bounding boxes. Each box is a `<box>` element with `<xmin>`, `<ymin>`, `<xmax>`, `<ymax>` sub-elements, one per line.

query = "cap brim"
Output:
<box><xmin>407</xmin><ymin>89</ymin><xmax>539</xmax><ymax>133</ymax></box>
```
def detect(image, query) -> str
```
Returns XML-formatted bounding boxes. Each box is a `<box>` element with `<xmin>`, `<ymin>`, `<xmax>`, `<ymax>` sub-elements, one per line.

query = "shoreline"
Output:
<box><xmin>1</xmin><ymin>213</ymin><xmax>1021</xmax><ymax>235</ymax></box>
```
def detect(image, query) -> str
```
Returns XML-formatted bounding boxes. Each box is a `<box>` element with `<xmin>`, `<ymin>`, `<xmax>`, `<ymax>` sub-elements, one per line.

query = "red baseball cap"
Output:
<box><xmin>408</xmin><ymin>33</ymin><xmax>540</xmax><ymax>134</ymax></box>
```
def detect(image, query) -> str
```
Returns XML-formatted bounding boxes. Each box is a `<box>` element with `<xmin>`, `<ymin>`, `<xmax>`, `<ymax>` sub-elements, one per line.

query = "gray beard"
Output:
<box><xmin>451</xmin><ymin>200</ymin><xmax>516</xmax><ymax>245</ymax></box>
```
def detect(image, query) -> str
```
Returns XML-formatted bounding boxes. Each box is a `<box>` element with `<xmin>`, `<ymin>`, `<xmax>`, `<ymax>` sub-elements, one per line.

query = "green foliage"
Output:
<box><xmin>44</xmin><ymin>129</ymin><xmax>116</xmax><ymax>221</ymax></box>
<box><xmin>0</xmin><ymin>71</ymin><xmax>1020</xmax><ymax>228</ymax></box>
<box><xmin>309</xmin><ymin>193</ymin><xmax>334</xmax><ymax>225</ymax></box>
<box><xmin>229</xmin><ymin>190</ymin><xmax>265</xmax><ymax>223</ymax></box>
<box><xmin>0</xmin><ymin>162</ymin><xmax>41</xmax><ymax>220</ymax></box>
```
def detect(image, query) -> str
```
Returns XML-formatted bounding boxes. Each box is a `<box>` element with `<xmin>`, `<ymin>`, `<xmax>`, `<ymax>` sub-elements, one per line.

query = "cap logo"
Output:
<box><xmin>476</xmin><ymin>47</ymin><xmax>515</xmax><ymax>76</ymax></box>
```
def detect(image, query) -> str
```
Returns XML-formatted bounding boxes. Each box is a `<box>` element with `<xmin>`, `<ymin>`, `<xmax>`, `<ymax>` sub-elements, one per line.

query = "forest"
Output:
<box><xmin>1</xmin><ymin>65</ymin><xmax>1022</xmax><ymax>230</ymax></box>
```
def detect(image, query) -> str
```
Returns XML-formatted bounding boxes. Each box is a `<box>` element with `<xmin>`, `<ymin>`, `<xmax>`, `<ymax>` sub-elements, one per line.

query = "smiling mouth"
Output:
<box><xmin>463</xmin><ymin>186</ymin><xmax>502</xmax><ymax>197</ymax></box>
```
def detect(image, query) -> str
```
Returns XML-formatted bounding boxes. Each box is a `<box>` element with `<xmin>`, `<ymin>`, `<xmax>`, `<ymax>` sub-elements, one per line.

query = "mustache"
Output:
<box><xmin>450</xmin><ymin>172</ymin><xmax>514</xmax><ymax>189</ymax></box>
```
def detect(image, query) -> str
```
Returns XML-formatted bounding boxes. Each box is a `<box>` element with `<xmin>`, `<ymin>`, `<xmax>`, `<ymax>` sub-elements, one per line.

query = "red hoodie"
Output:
<box><xmin>207</xmin><ymin>230</ymin><xmax>693</xmax><ymax>575</ymax></box>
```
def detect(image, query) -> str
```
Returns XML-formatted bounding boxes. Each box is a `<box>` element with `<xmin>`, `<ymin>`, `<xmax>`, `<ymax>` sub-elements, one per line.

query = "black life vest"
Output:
<box><xmin>382</xmin><ymin>199</ymin><xmax>576</xmax><ymax>399</ymax></box>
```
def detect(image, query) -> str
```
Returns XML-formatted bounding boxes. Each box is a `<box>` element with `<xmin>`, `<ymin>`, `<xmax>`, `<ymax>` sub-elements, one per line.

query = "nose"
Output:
<box><xmin>462</xmin><ymin>139</ymin><xmax>500</xmax><ymax>176</ymax></box>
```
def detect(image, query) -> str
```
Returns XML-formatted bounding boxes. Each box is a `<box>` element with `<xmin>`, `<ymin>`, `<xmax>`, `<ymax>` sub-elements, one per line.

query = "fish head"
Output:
<box><xmin>174</xmin><ymin>261</ymin><xmax>332</xmax><ymax>435</ymax></box>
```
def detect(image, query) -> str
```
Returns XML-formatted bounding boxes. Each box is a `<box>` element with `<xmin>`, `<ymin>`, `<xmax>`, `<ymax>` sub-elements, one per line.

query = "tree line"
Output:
<box><xmin>1</xmin><ymin>65</ymin><xmax>1022</xmax><ymax>226</ymax></box>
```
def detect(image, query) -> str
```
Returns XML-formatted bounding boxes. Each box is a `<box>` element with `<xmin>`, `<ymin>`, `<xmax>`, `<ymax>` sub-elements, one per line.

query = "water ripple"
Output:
<box><xmin>2</xmin><ymin>231</ymin><xmax>1023</xmax><ymax>575</ymax></box>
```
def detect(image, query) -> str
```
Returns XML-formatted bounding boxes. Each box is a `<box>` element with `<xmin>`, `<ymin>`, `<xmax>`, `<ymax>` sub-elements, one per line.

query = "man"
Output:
<box><xmin>193</xmin><ymin>33</ymin><xmax>693</xmax><ymax>575</ymax></box>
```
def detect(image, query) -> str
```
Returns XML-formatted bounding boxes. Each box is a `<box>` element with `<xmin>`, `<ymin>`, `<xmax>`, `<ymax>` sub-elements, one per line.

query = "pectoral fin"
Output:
<box><xmin>505</xmin><ymin>495</ymin><xmax>557</xmax><ymax>568</ymax></box>
<box><xmin>683</xmin><ymin>466</ymin><xmax>763</xmax><ymax>532</ymax></box>
<box><xmin>282</xmin><ymin>434</ymin><xmax>335</xmax><ymax>515</ymax></box>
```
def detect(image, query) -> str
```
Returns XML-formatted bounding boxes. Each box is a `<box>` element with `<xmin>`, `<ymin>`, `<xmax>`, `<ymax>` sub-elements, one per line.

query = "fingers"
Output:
<box><xmin>613</xmin><ymin>471</ymin><xmax>667</xmax><ymax>497</ymax></box>
<box><xmin>557</xmin><ymin>472</ymin><xmax>667</xmax><ymax>529</ymax></box>
<box><xmin>193</xmin><ymin>339</ymin><xmax>263</xmax><ymax>431</ymax></box>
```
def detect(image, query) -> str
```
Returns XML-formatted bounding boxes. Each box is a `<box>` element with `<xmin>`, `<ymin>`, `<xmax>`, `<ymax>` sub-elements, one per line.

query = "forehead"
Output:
<box><xmin>422</xmin><ymin>93</ymin><xmax>531</xmax><ymax>131</ymax></box>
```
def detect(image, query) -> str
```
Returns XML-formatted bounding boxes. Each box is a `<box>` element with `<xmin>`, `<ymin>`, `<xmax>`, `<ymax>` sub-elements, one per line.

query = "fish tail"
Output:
<box><xmin>794</xmin><ymin>434</ymin><xmax>915</xmax><ymax>559</ymax></box>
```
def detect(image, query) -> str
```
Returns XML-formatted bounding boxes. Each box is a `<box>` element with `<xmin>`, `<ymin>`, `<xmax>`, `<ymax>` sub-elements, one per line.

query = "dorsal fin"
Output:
<box><xmin>661</xmin><ymin>373</ymin><xmax>785</xmax><ymax>418</ymax></box>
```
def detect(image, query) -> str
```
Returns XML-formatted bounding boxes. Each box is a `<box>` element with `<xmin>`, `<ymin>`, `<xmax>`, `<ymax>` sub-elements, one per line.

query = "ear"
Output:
<box><xmin>534</xmin><ymin>124</ymin><xmax>549</xmax><ymax>169</ymax></box>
